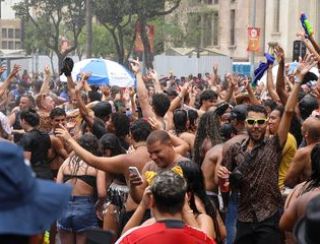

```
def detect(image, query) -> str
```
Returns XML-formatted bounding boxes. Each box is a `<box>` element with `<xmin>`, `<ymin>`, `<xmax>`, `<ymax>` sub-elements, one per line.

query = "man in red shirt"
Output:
<box><xmin>116</xmin><ymin>171</ymin><xmax>215</xmax><ymax>244</ymax></box>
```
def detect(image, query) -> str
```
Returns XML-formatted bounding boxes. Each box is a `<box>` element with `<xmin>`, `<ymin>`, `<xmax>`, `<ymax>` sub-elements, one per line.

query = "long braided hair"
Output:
<box><xmin>300</xmin><ymin>143</ymin><xmax>320</xmax><ymax>195</ymax></box>
<box><xmin>68</xmin><ymin>133</ymin><xmax>99</xmax><ymax>177</ymax></box>
<box><xmin>193</xmin><ymin>110</ymin><xmax>222</xmax><ymax>166</ymax></box>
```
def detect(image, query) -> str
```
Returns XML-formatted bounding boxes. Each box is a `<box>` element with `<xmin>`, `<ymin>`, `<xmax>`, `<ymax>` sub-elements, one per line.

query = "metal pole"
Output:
<box><xmin>249</xmin><ymin>0</ymin><xmax>256</xmax><ymax>79</ymax></box>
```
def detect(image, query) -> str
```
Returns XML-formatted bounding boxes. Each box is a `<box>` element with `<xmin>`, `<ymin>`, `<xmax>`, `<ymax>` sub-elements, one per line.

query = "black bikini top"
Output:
<box><xmin>63</xmin><ymin>174</ymin><xmax>96</xmax><ymax>188</ymax></box>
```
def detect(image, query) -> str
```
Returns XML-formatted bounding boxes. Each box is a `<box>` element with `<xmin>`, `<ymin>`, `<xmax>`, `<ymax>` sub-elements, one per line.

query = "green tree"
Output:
<box><xmin>150</xmin><ymin>16</ymin><xmax>184</xmax><ymax>54</ymax></box>
<box><xmin>14</xmin><ymin>0</ymin><xmax>86</xmax><ymax>71</ymax></box>
<box><xmin>23</xmin><ymin>21</ymin><xmax>48</xmax><ymax>55</ymax></box>
<box><xmin>75</xmin><ymin>23</ymin><xmax>120</xmax><ymax>60</ymax></box>
<box><xmin>94</xmin><ymin>0</ymin><xmax>135</xmax><ymax>65</ymax></box>
<box><xmin>131</xmin><ymin>0</ymin><xmax>181</xmax><ymax>68</ymax></box>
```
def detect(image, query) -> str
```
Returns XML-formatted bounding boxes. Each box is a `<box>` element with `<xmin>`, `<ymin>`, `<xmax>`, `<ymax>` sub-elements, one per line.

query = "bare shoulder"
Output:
<box><xmin>295</xmin><ymin>146</ymin><xmax>312</xmax><ymax>159</ymax></box>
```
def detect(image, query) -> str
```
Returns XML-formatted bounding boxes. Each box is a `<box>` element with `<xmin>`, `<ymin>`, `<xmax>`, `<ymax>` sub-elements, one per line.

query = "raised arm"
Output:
<box><xmin>277</xmin><ymin>54</ymin><xmax>318</xmax><ymax>147</ymax></box>
<box><xmin>55</xmin><ymin>125</ymin><xmax>128</xmax><ymax>175</ymax></box>
<box><xmin>297</xmin><ymin>32</ymin><xmax>320</xmax><ymax>62</ymax></box>
<box><xmin>130</xmin><ymin>59</ymin><xmax>156</xmax><ymax>119</ymax></box>
<box><xmin>0</xmin><ymin>64</ymin><xmax>20</xmax><ymax>97</ymax></box>
<box><xmin>208</xmin><ymin>64</ymin><xmax>219</xmax><ymax>92</ymax></box>
<box><xmin>222</xmin><ymin>74</ymin><xmax>236</xmax><ymax>102</ymax></box>
<box><xmin>266</xmin><ymin>64</ymin><xmax>281</xmax><ymax>102</ymax></box>
<box><xmin>148</xmin><ymin>69</ymin><xmax>162</xmax><ymax>94</ymax></box>
<box><xmin>39</xmin><ymin>66</ymin><xmax>51</xmax><ymax>95</ymax></box>
<box><xmin>275</xmin><ymin>46</ymin><xmax>289</xmax><ymax>105</ymax></box>
<box><xmin>244</xmin><ymin>78</ymin><xmax>260</xmax><ymax>104</ymax></box>
<box><xmin>75</xmin><ymin>74</ymin><xmax>95</xmax><ymax>127</ymax></box>
<box><xmin>168</xmin><ymin>81</ymin><xmax>189</xmax><ymax>112</ymax></box>
<box><xmin>309</xmin><ymin>34</ymin><xmax>320</xmax><ymax>55</ymax></box>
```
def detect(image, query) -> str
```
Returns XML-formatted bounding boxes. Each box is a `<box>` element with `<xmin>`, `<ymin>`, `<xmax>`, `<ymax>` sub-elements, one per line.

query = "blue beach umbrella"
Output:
<box><xmin>60</xmin><ymin>58</ymin><xmax>135</xmax><ymax>87</ymax></box>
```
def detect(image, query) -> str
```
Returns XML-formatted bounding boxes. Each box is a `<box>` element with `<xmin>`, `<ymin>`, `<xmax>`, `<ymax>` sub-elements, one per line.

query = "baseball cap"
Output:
<box><xmin>230</xmin><ymin>104</ymin><xmax>247</xmax><ymax>121</ymax></box>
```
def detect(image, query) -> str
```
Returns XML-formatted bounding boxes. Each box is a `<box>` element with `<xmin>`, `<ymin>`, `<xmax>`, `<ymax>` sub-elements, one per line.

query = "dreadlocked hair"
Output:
<box><xmin>68</xmin><ymin>133</ymin><xmax>99</xmax><ymax>178</ymax></box>
<box><xmin>300</xmin><ymin>143</ymin><xmax>320</xmax><ymax>195</ymax></box>
<box><xmin>193</xmin><ymin>110</ymin><xmax>222</xmax><ymax>166</ymax></box>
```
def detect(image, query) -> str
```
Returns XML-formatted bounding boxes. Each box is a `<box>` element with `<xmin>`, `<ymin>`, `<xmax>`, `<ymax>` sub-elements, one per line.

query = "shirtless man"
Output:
<box><xmin>130</xmin><ymin>59</ymin><xmax>172</xmax><ymax>131</ymax></box>
<box><xmin>202</xmin><ymin>123</ymin><xmax>237</xmax><ymax>207</ymax></box>
<box><xmin>47</xmin><ymin>107</ymin><xmax>70</xmax><ymax>178</ymax></box>
<box><xmin>285</xmin><ymin>117</ymin><xmax>320</xmax><ymax>188</ymax></box>
<box><xmin>129</xmin><ymin>130</ymin><xmax>191</xmax><ymax>204</ymax></box>
<box><xmin>56</xmin><ymin>121</ymin><xmax>188</xmax><ymax>234</ymax></box>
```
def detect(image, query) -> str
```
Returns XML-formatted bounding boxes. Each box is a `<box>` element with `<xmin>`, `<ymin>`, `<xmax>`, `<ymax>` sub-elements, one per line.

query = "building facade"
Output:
<box><xmin>0</xmin><ymin>19</ymin><xmax>22</xmax><ymax>50</ymax></box>
<box><xmin>264</xmin><ymin>0</ymin><xmax>320</xmax><ymax>61</ymax></box>
<box><xmin>0</xmin><ymin>0</ymin><xmax>23</xmax><ymax>51</ymax></box>
<box><xmin>166</xmin><ymin>0</ymin><xmax>320</xmax><ymax>62</ymax></box>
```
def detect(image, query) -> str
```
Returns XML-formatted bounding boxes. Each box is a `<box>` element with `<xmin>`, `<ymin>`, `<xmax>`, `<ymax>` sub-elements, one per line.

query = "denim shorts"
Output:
<box><xmin>57</xmin><ymin>196</ymin><xmax>98</xmax><ymax>232</ymax></box>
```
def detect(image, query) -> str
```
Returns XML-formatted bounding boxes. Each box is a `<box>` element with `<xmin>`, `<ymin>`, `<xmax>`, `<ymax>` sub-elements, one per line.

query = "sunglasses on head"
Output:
<box><xmin>246</xmin><ymin>118</ymin><xmax>268</xmax><ymax>125</ymax></box>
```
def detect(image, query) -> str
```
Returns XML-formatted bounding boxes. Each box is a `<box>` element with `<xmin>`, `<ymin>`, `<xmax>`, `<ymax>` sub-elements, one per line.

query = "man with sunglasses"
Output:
<box><xmin>217</xmin><ymin>58</ymin><xmax>317</xmax><ymax>244</ymax></box>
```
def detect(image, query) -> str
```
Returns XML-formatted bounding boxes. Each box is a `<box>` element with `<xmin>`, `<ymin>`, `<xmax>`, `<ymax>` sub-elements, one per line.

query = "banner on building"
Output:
<box><xmin>134</xmin><ymin>22</ymin><xmax>155</xmax><ymax>53</ymax></box>
<box><xmin>247</xmin><ymin>27</ymin><xmax>260</xmax><ymax>52</ymax></box>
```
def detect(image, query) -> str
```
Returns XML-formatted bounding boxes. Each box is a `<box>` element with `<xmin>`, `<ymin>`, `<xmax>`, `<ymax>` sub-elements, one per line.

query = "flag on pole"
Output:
<box><xmin>247</xmin><ymin>27</ymin><xmax>260</xmax><ymax>52</ymax></box>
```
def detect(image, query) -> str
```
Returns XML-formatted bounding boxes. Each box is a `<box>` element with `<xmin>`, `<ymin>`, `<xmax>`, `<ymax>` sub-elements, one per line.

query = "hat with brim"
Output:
<box><xmin>0</xmin><ymin>142</ymin><xmax>72</xmax><ymax>235</ymax></box>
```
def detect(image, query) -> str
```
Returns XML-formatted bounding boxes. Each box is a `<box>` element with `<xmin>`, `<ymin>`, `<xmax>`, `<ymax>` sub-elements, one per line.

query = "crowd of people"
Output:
<box><xmin>1</xmin><ymin>27</ymin><xmax>320</xmax><ymax>244</ymax></box>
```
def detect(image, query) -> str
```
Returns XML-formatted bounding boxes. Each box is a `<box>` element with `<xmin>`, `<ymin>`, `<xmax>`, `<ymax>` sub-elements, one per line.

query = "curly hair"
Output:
<box><xmin>193</xmin><ymin>110</ymin><xmax>222</xmax><ymax>166</ymax></box>
<box><xmin>111</xmin><ymin>112</ymin><xmax>130</xmax><ymax>137</ymax></box>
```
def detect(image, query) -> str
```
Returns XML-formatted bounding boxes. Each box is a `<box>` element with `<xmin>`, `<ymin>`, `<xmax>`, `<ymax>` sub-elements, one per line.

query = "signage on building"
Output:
<box><xmin>247</xmin><ymin>27</ymin><xmax>260</xmax><ymax>52</ymax></box>
<box><xmin>134</xmin><ymin>22</ymin><xmax>155</xmax><ymax>53</ymax></box>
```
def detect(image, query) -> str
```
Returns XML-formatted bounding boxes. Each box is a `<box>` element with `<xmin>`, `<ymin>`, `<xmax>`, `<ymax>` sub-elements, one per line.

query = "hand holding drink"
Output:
<box><xmin>217</xmin><ymin>166</ymin><xmax>231</xmax><ymax>192</ymax></box>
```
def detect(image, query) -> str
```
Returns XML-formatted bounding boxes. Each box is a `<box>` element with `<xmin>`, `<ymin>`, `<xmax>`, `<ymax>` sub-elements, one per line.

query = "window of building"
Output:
<box><xmin>15</xmin><ymin>29</ymin><xmax>21</xmax><ymax>39</ymax></box>
<box><xmin>2</xmin><ymin>28</ymin><xmax>7</xmax><ymax>38</ymax></box>
<box><xmin>206</xmin><ymin>0</ymin><xmax>213</xmax><ymax>4</ymax></box>
<box><xmin>8</xmin><ymin>29</ymin><xmax>14</xmax><ymax>38</ymax></box>
<box><xmin>203</xmin><ymin>13</ymin><xmax>213</xmax><ymax>47</ymax></box>
<box><xmin>273</xmin><ymin>0</ymin><xmax>280</xmax><ymax>32</ymax></box>
<box><xmin>186</xmin><ymin>13</ymin><xmax>202</xmax><ymax>47</ymax></box>
<box><xmin>230</xmin><ymin>10</ymin><xmax>236</xmax><ymax>45</ymax></box>
<box><xmin>213</xmin><ymin>12</ymin><xmax>219</xmax><ymax>45</ymax></box>
<box><xmin>2</xmin><ymin>41</ymin><xmax>7</xmax><ymax>49</ymax></box>
<box><xmin>15</xmin><ymin>41</ymin><xmax>21</xmax><ymax>49</ymax></box>
<box><xmin>8</xmin><ymin>41</ymin><xmax>14</xmax><ymax>49</ymax></box>
<box><xmin>214</xmin><ymin>0</ymin><xmax>219</xmax><ymax>3</ymax></box>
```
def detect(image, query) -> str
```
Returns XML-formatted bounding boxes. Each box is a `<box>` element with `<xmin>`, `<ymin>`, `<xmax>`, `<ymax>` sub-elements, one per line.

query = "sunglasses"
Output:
<box><xmin>246</xmin><ymin>118</ymin><xmax>268</xmax><ymax>126</ymax></box>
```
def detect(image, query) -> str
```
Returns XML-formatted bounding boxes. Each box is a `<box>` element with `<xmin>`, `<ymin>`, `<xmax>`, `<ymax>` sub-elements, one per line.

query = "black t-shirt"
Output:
<box><xmin>18</xmin><ymin>129</ymin><xmax>52</xmax><ymax>179</ymax></box>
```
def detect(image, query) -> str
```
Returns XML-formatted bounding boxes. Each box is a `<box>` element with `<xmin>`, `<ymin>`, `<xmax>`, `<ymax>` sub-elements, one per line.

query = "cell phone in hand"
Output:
<box><xmin>128</xmin><ymin>166</ymin><xmax>142</xmax><ymax>179</ymax></box>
